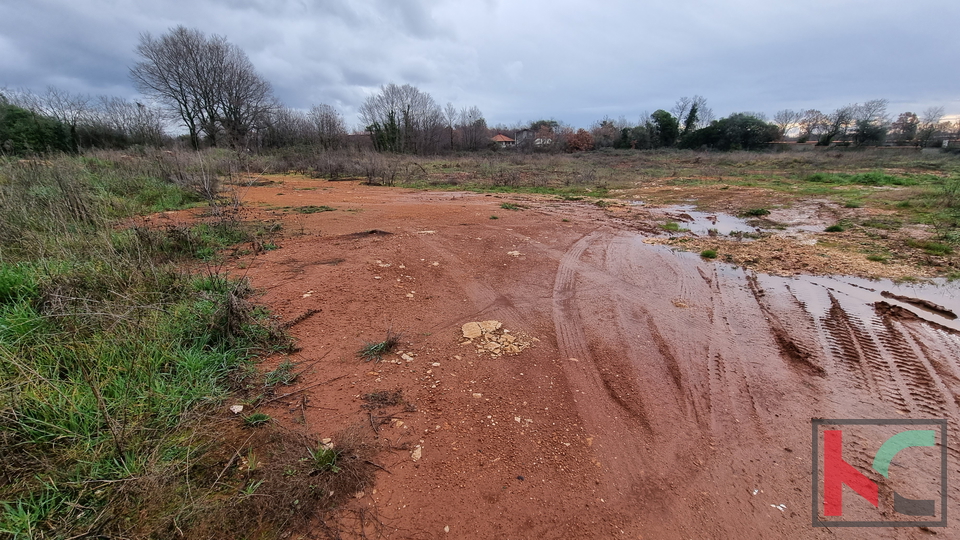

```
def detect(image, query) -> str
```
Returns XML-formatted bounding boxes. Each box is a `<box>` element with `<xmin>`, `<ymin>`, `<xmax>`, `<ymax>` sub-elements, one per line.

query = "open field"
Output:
<box><xmin>3</xmin><ymin>147</ymin><xmax>960</xmax><ymax>538</ymax></box>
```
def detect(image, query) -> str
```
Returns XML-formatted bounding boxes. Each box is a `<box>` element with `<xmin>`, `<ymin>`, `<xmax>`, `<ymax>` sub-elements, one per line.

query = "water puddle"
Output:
<box><xmin>639</xmin><ymin>203</ymin><xmax>831</xmax><ymax>237</ymax></box>
<box><xmin>641</xmin><ymin>204</ymin><xmax>757</xmax><ymax>236</ymax></box>
<box><xmin>760</xmin><ymin>273</ymin><xmax>960</xmax><ymax>333</ymax></box>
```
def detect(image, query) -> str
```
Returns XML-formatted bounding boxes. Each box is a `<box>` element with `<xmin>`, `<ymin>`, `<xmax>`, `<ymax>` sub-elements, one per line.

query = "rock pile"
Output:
<box><xmin>460</xmin><ymin>320</ymin><xmax>532</xmax><ymax>357</ymax></box>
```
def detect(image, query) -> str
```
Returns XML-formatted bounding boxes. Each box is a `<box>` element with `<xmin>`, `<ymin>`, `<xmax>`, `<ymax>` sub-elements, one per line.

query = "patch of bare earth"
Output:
<box><xmin>197</xmin><ymin>176</ymin><xmax>960</xmax><ymax>539</ymax></box>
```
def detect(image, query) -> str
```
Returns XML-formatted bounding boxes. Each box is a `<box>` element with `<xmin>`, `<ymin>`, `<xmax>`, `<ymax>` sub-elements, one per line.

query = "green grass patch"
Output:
<box><xmin>662</xmin><ymin>221</ymin><xmax>684</xmax><ymax>232</ymax></box>
<box><xmin>499</xmin><ymin>202</ymin><xmax>522</xmax><ymax>210</ymax></box>
<box><xmin>861</xmin><ymin>217</ymin><xmax>902</xmax><ymax>230</ymax></box>
<box><xmin>293</xmin><ymin>205</ymin><xmax>336</xmax><ymax>213</ymax></box>
<box><xmin>0</xmin><ymin>154</ymin><xmax>309</xmax><ymax>539</ymax></box>
<box><xmin>700</xmin><ymin>249</ymin><xmax>718</xmax><ymax>259</ymax></box>
<box><xmin>906</xmin><ymin>239</ymin><xmax>954</xmax><ymax>256</ymax></box>
<box><xmin>803</xmin><ymin>171</ymin><xmax>930</xmax><ymax>186</ymax></box>
<box><xmin>740</xmin><ymin>208</ymin><xmax>771</xmax><ymax>217</ymax></box>
<box><xmin>825</xmin><ymin>224</ymin><xmax>845</xmax><ymax>232</ymax></box>
<box><xmin>358</xmin><ymin>331</ymin><xmax>401</xmax><ymax>362</ymax></box>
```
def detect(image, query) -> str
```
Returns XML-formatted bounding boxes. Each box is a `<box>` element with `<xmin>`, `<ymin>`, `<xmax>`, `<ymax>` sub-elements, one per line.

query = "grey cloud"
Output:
<box><xmin>1</xmin><ymin>0</ymin><xmax>957</xmax><ymax>128</ymax></box>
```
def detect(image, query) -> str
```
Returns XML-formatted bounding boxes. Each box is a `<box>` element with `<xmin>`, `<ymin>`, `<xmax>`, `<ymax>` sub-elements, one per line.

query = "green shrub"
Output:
<box><xmin>700</xmin><ymin>249</ymin><xmax>718</xmax><ymax>259</ymax></box>
<box><xmin>663</xmin><ymin>221</ymin><xmax>682</xmax><ymax>232</ymax></box>
<box><xmin>825</xmin><ymin>224</ymin><xmax>845</xmax><ymax>232</ymax></box>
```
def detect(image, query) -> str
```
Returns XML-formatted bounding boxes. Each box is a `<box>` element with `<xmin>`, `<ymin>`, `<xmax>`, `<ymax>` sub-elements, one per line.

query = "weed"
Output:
<box><xmin>663</xmin><ymin>221</ymin><xmax>682</xmax><ymax>232</ymax></box>
<box><xmin>265</xmin><ymin>359</ymin><xmax>298</xmax><ymax>387</ymax></box>
<box><xmin>490</xmin><ymin>215</ymin><xmax>499</xmax><ymax>219</ymax></box>
<box><xmin>309</xmin><ymin>445</ymin><xmax>341</xmax><ymax>473</ymax></box>
<box><xmin>243</xmin><ymin>413</ymin><xmax>272</xmax><ymax>428</ymax></box>
<box><xmin>866</xmin><ymin>254</ymin><xmax>888</xmax><ymax>262</ymax></box>
<box><xmin>358</xmin><ymin>330</ymin><xmax>401</xmax><ymax>362</ymax></box>
<box><xmin>500</xmin><ymin>202</ymin><xmax>521</xmax><ymax>210</ymax></box>
<box><xmin>240</xmin><ymin>479</ymin><xmax>265</xmax><ymax>497</ymax></box>
<box><xmin>740</xmin><ymin>208</ymin><xmax>770</xmax><ymax>217</ymax></box>
<box><xmin>844</xmin><ymin>201</ymin><xmax>862</xmax><ymax>208</ymax></box>
<box><xmin>700</xmin><ymin>249</ymin><xmax>718</xmax><ymax>259</ymax></box>
<box><xmin>825</xmin><ymin>224</ymin><xmax>845</xmax><ymax>232</ymax></box>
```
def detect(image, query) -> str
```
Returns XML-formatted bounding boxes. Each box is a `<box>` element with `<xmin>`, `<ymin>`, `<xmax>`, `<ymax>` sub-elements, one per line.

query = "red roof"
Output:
<box><xmin>491</xmin><ymin>134</ymin><xmax>515</xmax><ymax>142</ymax></box>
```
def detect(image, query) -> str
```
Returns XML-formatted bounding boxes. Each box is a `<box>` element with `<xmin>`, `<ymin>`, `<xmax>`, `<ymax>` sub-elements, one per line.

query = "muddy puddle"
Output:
<box><xmin>763</xmin><ymin>273</ymin><xmax>960</xmax><ymax>333</ymax></box>
<box><xmin>642</xmin><ymin>203</ymin><xmax>831</xmax><ymax>237</ymax></box>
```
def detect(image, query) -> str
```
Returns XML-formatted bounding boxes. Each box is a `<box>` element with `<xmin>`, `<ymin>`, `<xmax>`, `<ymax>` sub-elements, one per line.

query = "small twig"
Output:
<box><xmin>212</xmin><ymin>433</ymin><xmax>256</xmax><ymax>488</ymax></box>
<box><xmin>293</xmin><ymin>348</ymin><xmax>333</xmax><ymax>374</ymax></box>
<box><xmin>281</xmin><ymin>308</ymin><xmax>320</xmax><ymax>329</ymax></box>
<box><xmin>364</xmin><ymin>460</ymin><xmax>391</xmax><ymax>474</ymax></box>
<box><xmin>261</xmin><ymin>375</ymin><xmax>346</xmax><ymax>404</ymax></box>
<box><xmin>368</xmin><ymin>412</ymin><xmax>379</xmax><ymax>435</ymax></box>
<box><xmin>299</xmin><ymin>394</ymin><xmax>308</xmax><ymax>427</ymax></box>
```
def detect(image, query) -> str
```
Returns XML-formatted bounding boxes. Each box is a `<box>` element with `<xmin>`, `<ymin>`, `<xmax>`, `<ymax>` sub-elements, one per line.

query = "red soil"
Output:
<box><xmin>214</xmin><ymin>176</ymin><xmax>959</xmax><ymax>539</ymax></box>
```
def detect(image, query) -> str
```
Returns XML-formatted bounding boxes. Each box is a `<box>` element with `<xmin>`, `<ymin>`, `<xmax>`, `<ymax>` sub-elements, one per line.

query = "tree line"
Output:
<box><xmin>2</xmin><ymin>26</ymin><xmax>958</xmax><ymax>157</ymax></box>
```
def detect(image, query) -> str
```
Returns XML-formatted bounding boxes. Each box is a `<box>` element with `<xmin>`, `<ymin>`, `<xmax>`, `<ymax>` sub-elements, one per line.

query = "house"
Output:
<box><xmin>515</xmin><ymin>128</ymin><xmax>553</xmax><ymax>148</ymax></box>
<box><xmin>491</xmin><ymin>133</ymin><xmax>515</xmax><ymax>148</ymax></box>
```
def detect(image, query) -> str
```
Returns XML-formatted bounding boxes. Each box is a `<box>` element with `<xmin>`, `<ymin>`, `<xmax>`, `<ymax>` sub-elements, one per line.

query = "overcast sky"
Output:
<box><xmin>1</xmin><ymin>0</ymin><xmax>958</xmax><ymax>130</ymax></box>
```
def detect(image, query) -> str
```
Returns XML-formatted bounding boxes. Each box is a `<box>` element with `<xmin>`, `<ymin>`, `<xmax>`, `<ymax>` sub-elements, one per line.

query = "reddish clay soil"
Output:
<box><xmin>212</xmin><ymin>176</ymin><xmax>960</xmax><ymax>539</ymax></box>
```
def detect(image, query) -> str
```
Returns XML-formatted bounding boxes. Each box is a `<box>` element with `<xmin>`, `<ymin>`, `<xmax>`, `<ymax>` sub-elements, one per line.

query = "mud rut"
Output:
<box><xmin>546</xmin><ymin>229</ymin><xmax>960</xmax><ymax>537</ymax></box>
<box><xmin>234</xmin><ymin>183</ymin><xmax>960</xmax><ymax>538</ymax></box>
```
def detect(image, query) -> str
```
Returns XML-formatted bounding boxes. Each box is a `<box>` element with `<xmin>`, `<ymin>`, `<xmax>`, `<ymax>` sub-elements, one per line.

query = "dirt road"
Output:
<box><xmin>225</xmin><ymin>177</ymin><xmax>960</xmax><ymax>538</ymax></box>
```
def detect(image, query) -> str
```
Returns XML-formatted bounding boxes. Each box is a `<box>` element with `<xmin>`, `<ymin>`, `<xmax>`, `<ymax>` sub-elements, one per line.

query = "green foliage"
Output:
<box><xmin>368</xmin><ymin>110</ymin><xmax>402</xmax><ymax>153</ymax></box>
<box><xmin>803</xmin><ymin>171</ymin><xmax>924</xmax><ymax>186</ymax></box>
<box><xmin>740</xmin><ymin>208</ymin><xmax>771</xmax><ymax>217</ymax></box>
<box><xmin>529</xmin><ymin>119</ymin><xmax>559</xmax><ymax>132</ymax></box>
<box><xmin>0</xmin><ymin>155</ymin><xmax>288</xmax><ymax>538</ymax></box>
<box><xmin>264</xmin><ymin>359</ymin><xmax>298</xmax><ymax>387</ymax></box>
<box><xmin>358</xmin><ymin>331</ymin><xmax>401</xmax><ymax>362</ymax></box>
<box><xmin>853</xmin><ymin>120</ymin><xmax>887</xmax><ymax>146</ymax></box>
<box><xmin>0</xmin><ymin>102</ymin><xmax>73</xmax><ymax>155</ymax></box>
<box><xmin>700</xmin><ymin>249</ymin><xmax>718</xmax><ymax>259</ymax></box>
<box><xmin>243</xmin><ymin>413</ymin><xmax>272</xmax><ymax>427</ymax></box>
<box><xmin>906</xmin><ymin>239</ymin><xmax>953</xmax><ymax>255</ymax></box>
<box><xmin>650</xmin><ymin>110</ymin><xmax>680</xmax><ymax>148</ymax></box>
<box><xmin>308</xmin><ymin>445</ymin><xmax>341</xmax><ymax>473</ymax></box>
<box><xmin>825</xmin><ymin>224</ymin><xmax>845</xmax><ymax>232</ymax></box>
<box><xmin>679</xmin><ymin>113</ymin><xmax>779</xmax><ymax>151</ymax></box>
<box><xmin>500</xmin><ymin>202</ymin><xmax>521</xmax><ymax>210</ymax></box>
<box><xmin>662</xmin><ymin>221</ymin><xmax>684</xmax><ymax>232</ymax></box>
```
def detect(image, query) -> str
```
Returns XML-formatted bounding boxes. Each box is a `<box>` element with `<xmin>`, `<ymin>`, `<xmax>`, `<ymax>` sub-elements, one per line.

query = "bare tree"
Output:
<box><xmin>359</xmin><ymin>83</ymin><xmax>445</xmax><ymax>154</ymax></box>
<box><xmin>309</xmin><ymin>104</ymin><xmax>347</xmax><ymax>150</ymax></box>
<box><xmin>853</xmin><ymin>99</ymin><xmax>889</xmax><ymax>126</ymax></box>
<box><xmin>457</xmin><ymin>106</ymin><xmax>487</xmax><ymax>151</ymax></box>
<box><xmin>671</xmin><ymin>95</ymin><xmax>713</xmax><ymax>133</ymax></box>
<box><xmin>130</xmin><ymin>26</ymin><xmax>274</xmax><ymax>149</ymax></box>
<box><xmin>772</xmin><ymin>109</ymin><xmax>803</xmax><ymax>140</ymax></box>
<box><xmin>93</xmin><ymin>96</ymin><xmax>166</xmax><ymax>147</ymax></box>
<box><xmin>671</xmin><ymin>97</ymin><xmax>692</xmax><ymax>128</ymax></box>
<box><xmin>917</xmin><ymin>106</ymin><xmax>946</xmax><ymax>147</ymax></box>
<box><xmin>797</xmin><ymin>109</ymin><xmax>827</xmax><ymax>142</ymax></box>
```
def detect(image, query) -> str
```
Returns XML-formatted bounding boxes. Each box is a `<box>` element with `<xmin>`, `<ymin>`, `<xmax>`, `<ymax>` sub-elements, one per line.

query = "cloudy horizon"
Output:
<box><xmin>2</xmin><ymin>0</ymin><xmax>958</xmax><ymax>131</ymax></box>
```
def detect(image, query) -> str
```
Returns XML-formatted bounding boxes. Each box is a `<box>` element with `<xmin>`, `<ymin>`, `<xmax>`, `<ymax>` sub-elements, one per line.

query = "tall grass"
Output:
<box><xmin>0</xmin><ymin>155</ymin><xmax>292</xmax><ymax>538</ymax></box>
